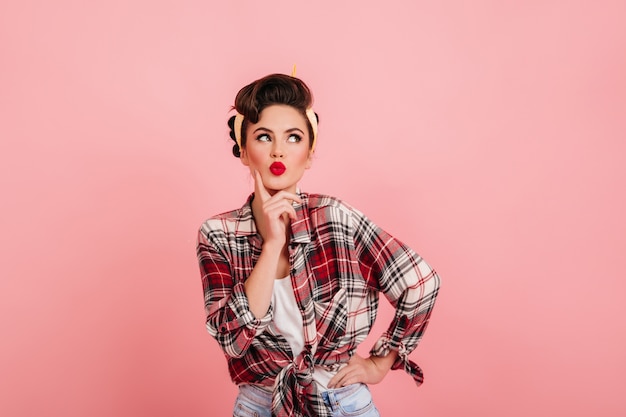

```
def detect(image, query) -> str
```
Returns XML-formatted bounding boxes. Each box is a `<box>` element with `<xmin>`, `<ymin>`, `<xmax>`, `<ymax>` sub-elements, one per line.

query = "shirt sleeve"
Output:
<box><xmin>196</xmin><ymin>226</ymin><xmax>273</xmax><ymax>358</ymax></box>
<box><xmin>350</xmin><ymin>207</ymin><xmax>440</xmax><ymax>384</ymax></box>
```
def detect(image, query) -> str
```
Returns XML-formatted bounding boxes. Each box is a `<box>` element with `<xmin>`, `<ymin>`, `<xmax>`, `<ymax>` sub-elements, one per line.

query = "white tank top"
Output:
<box><xmin>272</xmin><ymin>277</ymin><xmax>336</xmax><ymax>389</ymax></box>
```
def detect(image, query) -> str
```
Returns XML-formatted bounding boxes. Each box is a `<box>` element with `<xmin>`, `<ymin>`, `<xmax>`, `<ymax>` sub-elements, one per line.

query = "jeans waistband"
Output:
<box><xmin>238</xmin><ymin>384</ymin><xmax>273</xmax><ymax>407</ymax></box>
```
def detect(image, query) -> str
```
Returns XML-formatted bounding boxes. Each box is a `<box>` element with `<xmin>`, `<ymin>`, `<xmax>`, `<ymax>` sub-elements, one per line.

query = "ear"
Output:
<box><xmin>240</xmin><ymin>148</ymin><xmax>250</xmax><ymax>166</ymax></box>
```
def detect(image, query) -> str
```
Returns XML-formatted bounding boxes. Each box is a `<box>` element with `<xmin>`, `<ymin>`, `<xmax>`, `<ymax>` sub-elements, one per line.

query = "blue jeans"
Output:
<box><xmin>233</xmin><ymin>383</ymin><xmax>380</xmax><ymax>417</ymax></box>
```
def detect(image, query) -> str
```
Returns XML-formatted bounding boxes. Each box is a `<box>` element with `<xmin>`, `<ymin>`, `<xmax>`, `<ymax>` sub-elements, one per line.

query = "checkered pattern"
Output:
<box><xmin>197</xmin><ymin>192</ymin><xmax>440</xmax><ymax>417</ymax></box>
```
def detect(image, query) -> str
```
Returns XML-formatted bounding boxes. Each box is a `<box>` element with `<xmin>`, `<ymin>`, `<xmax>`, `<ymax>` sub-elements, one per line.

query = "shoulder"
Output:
<box><xmin>303</xmin><ymin>192</ymin><xmax>353</xmax><ymax>212</ymax></box>
<box><xmin>301</xmin><ymin>192</ymin><xmax>367</xmax><ymax>224</ymax></box>
<box><xmin>201</xmin><ymin>207</ymin><xmax>242</xmax><ymax>226</ymax></box>
<box><xmin>303</xmin><ymin>192</ymin><xmax>384</xmax><ymax>235</ymax></box>
<box><xmin>198</xmin><ymin>196</ymin><xmax>254</xmax><ymax>238</ymax></box>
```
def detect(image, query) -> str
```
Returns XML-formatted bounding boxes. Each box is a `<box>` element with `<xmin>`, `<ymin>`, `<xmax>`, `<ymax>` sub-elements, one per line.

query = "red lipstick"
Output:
<box><xmin>269</xmin><ymin>162</ymin><xmax>286</xmax><ymax>176</ymax></box>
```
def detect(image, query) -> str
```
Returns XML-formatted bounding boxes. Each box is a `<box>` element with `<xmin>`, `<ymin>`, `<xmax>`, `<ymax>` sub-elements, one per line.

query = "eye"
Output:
<box><xmin>255</xmin><ymin>133</ymin><xmax>271</xmax><ymax>142</ymax></box>
<box><xmin>287</xmin><ymin>134</ymin><xmax>302</xmax><ymax>143</ymax></box>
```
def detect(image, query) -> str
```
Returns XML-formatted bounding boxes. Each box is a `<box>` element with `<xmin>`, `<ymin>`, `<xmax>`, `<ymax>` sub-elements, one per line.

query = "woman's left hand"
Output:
<box><xmin>326</xmin><ymin>352</ymin><xmax>398</xmax><ymax>389</ymax></box>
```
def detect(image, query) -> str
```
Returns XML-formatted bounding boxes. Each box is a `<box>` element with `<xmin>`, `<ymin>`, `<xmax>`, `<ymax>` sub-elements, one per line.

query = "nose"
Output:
<box><xmin>271</xmin><ymin>141</ymin><xmax>284</xmax><ymax>158</ymax></box>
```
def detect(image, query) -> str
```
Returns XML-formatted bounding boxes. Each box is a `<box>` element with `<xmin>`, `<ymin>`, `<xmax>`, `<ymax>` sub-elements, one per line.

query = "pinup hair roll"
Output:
<box><xmin>227</xmin><ymin>74</ymin><xmax>319</xmax><ymax>158</ymax></box>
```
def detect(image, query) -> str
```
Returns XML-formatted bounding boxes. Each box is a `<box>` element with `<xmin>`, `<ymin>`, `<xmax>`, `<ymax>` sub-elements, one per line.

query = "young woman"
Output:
<box><xmin>197</xmin><ymin>73</ymin><xmax>440</xmax><ymax>417</ymax></box>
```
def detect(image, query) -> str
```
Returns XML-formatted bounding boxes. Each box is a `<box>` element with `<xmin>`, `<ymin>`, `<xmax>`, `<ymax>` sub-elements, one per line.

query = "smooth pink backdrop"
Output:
<box><xmin>1</xmin><ymin>1</ymin><xmax>625</xmax><ymax>416</ymax></box>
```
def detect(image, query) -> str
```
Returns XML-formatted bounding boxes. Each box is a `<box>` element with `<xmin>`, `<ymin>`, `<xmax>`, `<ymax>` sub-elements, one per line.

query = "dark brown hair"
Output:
<box><xmin>227</xmin><ymin>73</ymin><xmax>318</xmax><ymax>158</ymax></box>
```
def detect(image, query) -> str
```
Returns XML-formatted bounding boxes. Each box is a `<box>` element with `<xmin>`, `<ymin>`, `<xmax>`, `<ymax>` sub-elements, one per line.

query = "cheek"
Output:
<box><xmin>250</xmin><ymin>154</ymin><xmax>266</xmax><ymax>167</ymax></box>
<box><xmin>303</xmin><ymin>152</ymin><xmax>313</xmax><ymax>169</ymax></box>
<box><xmin>242</xmin><ymin>148</ymin><xmax>262</xmax><ymax>167</ymax></box>
<box><xmin>300</xmin><ymin>150</ymin><xmax>313</xmax><ymax>169</ymax></box>
<box><xmin>295</xmin><ymin>146</ymin><xmax>311</xmax><ymax>161</ymax></box>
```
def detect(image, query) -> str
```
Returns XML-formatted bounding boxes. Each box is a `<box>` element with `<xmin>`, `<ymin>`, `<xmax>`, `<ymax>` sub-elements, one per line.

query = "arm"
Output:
<box><xmin>244</xmin><ymin>171</ymin><xmax>301</xmax><ymax>318</ymax></box>
<box><xmin>356</xmin><ymin>207</ymin><xmax>440</xmax><ymax>382</ymax></box>
<box><xmin>328</xmin><ymin>207</ymin><xmax>440</xmax><ymax>388</ymax></box>
<box><xmin>242</xmin><ymin>241</ymin><xmax>283</xmax><ymax>318</ymax></box>
<box><xmin>197</xmin><ymin>173</ymin><xmax>302</xmax><ymax>358</ymax></box>
<box><xmin>197</xmin><ymin>227</ymin><xmax>268</xmax><ymax>358</ymax></box>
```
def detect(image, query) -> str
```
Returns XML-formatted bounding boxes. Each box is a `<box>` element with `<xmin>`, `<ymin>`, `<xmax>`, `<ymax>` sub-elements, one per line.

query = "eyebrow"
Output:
<box><xmin>252</xmin><ymin>127</ymin><xmax>305</xmax><ymax>135</ymax></box>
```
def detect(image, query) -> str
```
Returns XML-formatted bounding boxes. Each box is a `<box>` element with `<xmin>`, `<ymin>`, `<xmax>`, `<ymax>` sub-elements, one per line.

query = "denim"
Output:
<box><xmin>233</xmin><ymin>384</ymin><xmax>272</xmax><ymax>417</ymax></box>
<box><xmin>320</xmin><ymin>383</ymin><xmax>380</xmax><ymax>417</ymax></box>
<box><xmin>233</xmin><ymin>383</ymin><xmax>380</xmax><ymax>417</ymax></box>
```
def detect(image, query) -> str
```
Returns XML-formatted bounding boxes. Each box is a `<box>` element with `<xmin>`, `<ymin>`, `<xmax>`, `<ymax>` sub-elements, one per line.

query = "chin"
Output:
<box><xmin>266</xmin><ymin>179</ymin><xmax>297</xmax><ymax>192</ymax></box>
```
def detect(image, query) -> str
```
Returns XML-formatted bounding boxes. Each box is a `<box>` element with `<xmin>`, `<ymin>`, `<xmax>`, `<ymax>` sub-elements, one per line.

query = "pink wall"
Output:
<box><xmin>2</xmin><ymin>1</ymin><xmax>625</xmax><ymax>416</ymax></box>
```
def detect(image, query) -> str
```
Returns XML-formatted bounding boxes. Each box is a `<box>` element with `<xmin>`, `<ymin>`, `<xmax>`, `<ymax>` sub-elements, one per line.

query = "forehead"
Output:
<box><xmin>254</xmin><ymin>105</ymin><xmax>307</xmax><ymax>127</ymax></box>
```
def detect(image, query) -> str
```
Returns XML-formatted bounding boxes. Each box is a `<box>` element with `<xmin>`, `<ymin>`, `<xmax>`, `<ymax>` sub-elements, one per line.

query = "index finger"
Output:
<box><xmin>254</xmin><ymin>170</ymin><xmax>271</xmax><ymax>202</ymax></box>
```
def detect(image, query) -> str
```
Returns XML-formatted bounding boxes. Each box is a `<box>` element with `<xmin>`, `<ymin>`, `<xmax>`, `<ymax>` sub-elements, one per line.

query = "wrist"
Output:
<box><xmin>261</xmin><ymin>239</ymin><xmax>285</xmax><ymax>253</ymax></box>
<box><xmin>369</xmin><ymin>350</ymin><xmax>398</xmax><ymax>371</ymax></box>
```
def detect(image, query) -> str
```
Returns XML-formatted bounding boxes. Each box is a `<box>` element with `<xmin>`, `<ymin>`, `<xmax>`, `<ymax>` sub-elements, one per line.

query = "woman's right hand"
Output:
<box><xmin>253</xmin><ymin>171</ymin><xmax>302</xmax><ymax>247</ymax></box>
<box><xmin>243</xmin><ymin>172</ymin><xmax>302</xmax><ymax>318</ymax></box>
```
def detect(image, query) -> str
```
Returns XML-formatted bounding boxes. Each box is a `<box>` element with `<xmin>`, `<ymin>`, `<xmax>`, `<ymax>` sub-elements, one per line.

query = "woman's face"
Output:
<box><xmin>241</xmin><ymin>104</ymin><xmax>313</xmax><ymax>194</ymax></box>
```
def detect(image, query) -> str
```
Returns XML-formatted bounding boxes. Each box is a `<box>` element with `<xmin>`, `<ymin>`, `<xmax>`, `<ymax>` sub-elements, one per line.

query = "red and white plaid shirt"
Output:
<box><xmin>197</xmin><ymin>192</ymin><xmax>440</xmax><ymax>417</ymax></box>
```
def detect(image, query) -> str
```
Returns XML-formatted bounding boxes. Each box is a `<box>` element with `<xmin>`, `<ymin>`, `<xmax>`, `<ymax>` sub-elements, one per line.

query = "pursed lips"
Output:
<box><xmin>269</xmin><ymin>162</ymin><xmax>286</xmax><ymax>175</ymax></box>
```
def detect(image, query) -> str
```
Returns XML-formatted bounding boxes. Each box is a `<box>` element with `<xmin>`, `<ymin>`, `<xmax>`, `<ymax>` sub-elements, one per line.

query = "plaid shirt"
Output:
<box><xmin>197</xmin><ymin>192</ymin><xmax>440</xmax><ymax>417</ymax></box>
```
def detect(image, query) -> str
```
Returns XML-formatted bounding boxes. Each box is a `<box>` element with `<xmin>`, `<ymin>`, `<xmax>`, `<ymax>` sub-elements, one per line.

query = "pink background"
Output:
<box><xmin>1</xmin><ymin>1</ymin><xmax>625</xmax><ymax>416</ymax></box>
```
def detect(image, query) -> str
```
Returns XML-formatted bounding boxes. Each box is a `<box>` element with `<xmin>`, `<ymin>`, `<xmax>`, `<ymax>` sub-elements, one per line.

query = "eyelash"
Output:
<box><xmin>288</xmin><ymin>134</ymin><xmax>302</xmax><ymax>143</ymax></box>
<box><xmin>255</xmin><ymin>134</ymin><xmax>303</xmax><ymax>143</ymax></box>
